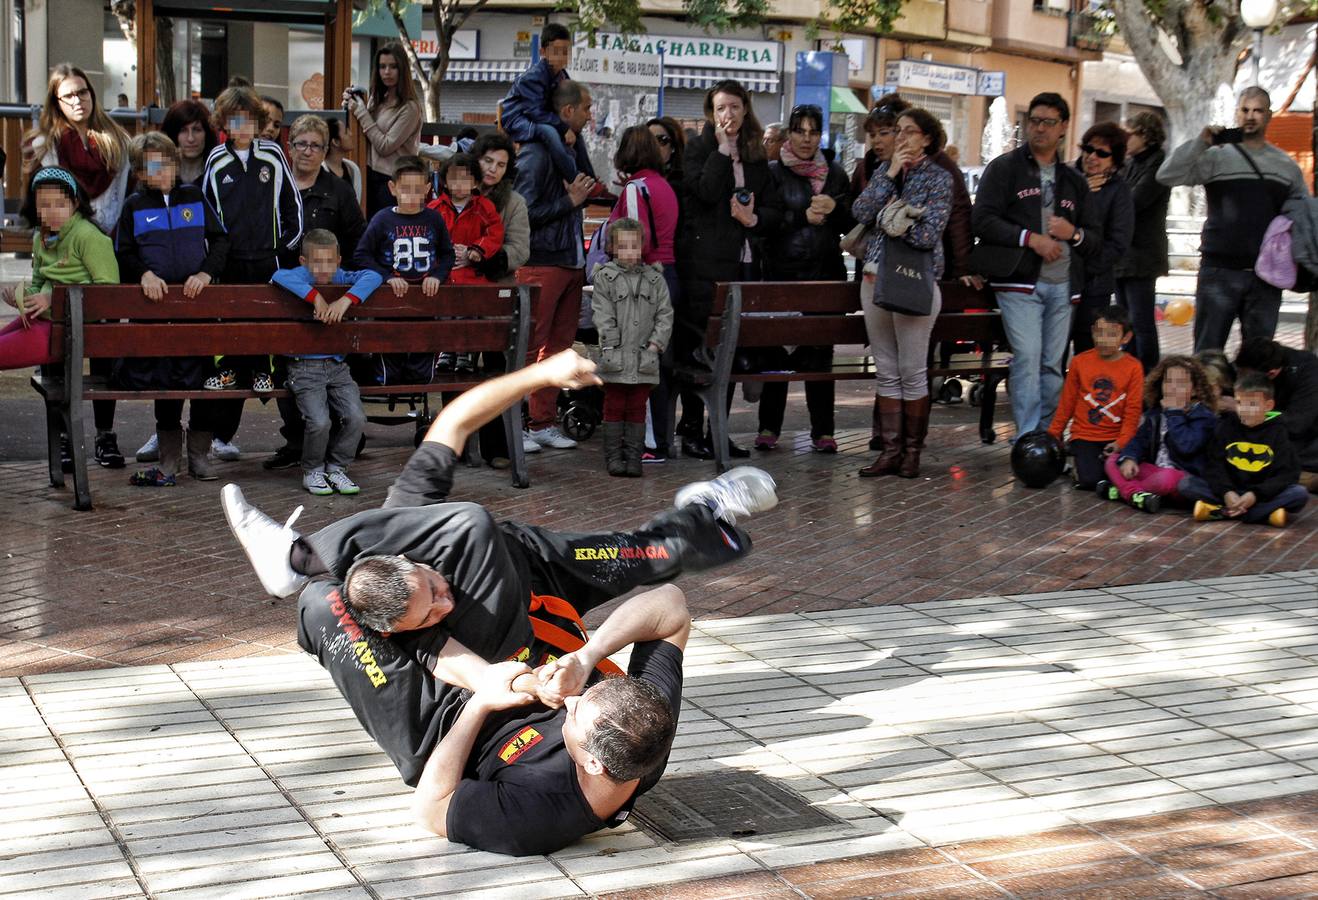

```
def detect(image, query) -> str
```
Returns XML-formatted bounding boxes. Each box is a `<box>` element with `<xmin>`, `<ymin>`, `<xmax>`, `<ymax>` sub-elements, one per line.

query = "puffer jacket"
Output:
<box><xmin>1114</xmin><ymin>147</ymin><xmax>1170</xmax><ymax>279</ymax></box>
<box><xmin>764</xmin><ymin>150</ymin><xmax>853</xmax><ymax>281</ymax></box>
<box><xmin>590</xmin><ymin>260</ymin><xmax>674</xmax><ymax>385</ymax></box>
<box><xmin>680</xmin><ymin>123</ymin><xmax>783</xmax><ymax>280</ymax></box>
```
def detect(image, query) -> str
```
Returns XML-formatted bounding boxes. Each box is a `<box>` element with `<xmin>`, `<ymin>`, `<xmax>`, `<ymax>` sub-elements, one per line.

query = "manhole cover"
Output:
<box><xmin>632</xmin><ymin>771</ymin><xmax>842</xmax><ymax>843</ymax></box>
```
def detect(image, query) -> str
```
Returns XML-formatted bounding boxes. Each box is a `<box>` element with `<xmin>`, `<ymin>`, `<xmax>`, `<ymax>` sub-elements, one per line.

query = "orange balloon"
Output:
<box><xmin>1165</xmin><ymin>297</ymin><xmax>1194</xmax><ymax>326</ymax></box>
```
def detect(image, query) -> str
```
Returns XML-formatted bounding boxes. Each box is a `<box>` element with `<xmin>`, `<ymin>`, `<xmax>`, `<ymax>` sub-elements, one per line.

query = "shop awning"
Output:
<box><xmin>831</xmin><ymin>86</ymin><xmax>869</xmax><ymax>115</ymax></box>
<box><xmin>664</xmin><ymin>68</ymin><xmax>781</xmax><ymax>94</ymax></box>
<box><xmin>444</xmin><ymin>60</ymin><xmax>526</xmax><ymax>82</ymax></box>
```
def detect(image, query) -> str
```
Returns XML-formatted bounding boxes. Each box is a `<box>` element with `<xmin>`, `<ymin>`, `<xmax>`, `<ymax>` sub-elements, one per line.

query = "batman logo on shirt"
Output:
<box><xmin>1226</xmin><ymin>441</ymin><xmax>1275</xmax><ymax>472</ymax></box>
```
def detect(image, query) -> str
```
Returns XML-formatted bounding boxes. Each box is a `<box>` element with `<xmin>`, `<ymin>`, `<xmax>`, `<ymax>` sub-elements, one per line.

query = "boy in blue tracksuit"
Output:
<box><xmin>272</xmin><ymin>229</ymin><xmax>382</xmax><ymax>497</ymax></box>
<box><xmin>499</xmin><ymin>22</ymin><xmax>577</xmax><ymax>180</ymax></box>
<box><xmin>116</xmin><ymin>131</ymin><xmax>229</xmax><ymax>485</ymax></box>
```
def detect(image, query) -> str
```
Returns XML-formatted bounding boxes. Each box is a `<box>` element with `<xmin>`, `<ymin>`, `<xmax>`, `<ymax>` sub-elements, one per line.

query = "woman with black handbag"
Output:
<box><xmin>853</xmin><ymin>108</ymin><xmax>953</xmax><ymax>479</ymax></box>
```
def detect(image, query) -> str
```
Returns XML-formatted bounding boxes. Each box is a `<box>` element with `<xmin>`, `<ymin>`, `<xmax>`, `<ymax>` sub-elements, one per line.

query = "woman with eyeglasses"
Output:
<box><xmin>754</xmin><ymin>103</ymin><xmax>853</xmax><ymax>454</ymax></box>
<box><xmin>1070</xmin><ymin>122</ymin><xmax>1134</xmax><ymax>356</ymax></box>
<box><xmin>675</xmin><ymin>79</ymin><xmax>783</xmax><ymax>460</ymax></box>
<box><xmin>161</xmin><ymin>100</ymin><xmax>219</xmax><ymax>187</ymax></box>
<box><xmin>853</xmin><ymin>108</ymin><xmax>953</xmax><ymax>479</ymax></box>
<box><xmin>1114</xmin><ymin>113</ymin><xmax>1171</xmax><ymax>372</ymax></box>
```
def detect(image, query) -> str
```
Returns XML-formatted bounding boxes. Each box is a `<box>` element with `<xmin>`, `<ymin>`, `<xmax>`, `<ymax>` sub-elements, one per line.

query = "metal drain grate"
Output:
<box><xmin>632</xmin><ymin>771</ymin><xmax>843</xmax><ymax>843</ymax></box>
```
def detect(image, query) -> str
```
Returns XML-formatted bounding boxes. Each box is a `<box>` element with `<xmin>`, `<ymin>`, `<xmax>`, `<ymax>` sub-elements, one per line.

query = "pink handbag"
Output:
<box><xmin>1256</xmin><ymin>215</ymin><xmax>1298</xmax><ymax>289</ymax></box>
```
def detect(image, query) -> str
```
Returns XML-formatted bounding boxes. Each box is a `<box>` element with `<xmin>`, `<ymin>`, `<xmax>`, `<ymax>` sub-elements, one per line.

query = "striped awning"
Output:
<box><xmin>663</xmin><ymin>68</ymin><xmax>781</xmax><ymax>93</ymax></box>
<box><xmin>443</xmin><ymin>60</ymin><xmax>526</xmax><ymax>82</ymax></box>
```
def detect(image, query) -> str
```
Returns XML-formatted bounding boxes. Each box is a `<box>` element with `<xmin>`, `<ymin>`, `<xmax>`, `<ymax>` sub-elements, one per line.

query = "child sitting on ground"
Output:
<box><xmin>499</xmin><ymin>23</ymin><xmax>577</xmax><ymax>180</ymax></box>
<box><xmin>1180</xmin><ymin>372</ymin><xmax>1308</xmax><ymax>528</ymax></box>
<box><xmin>1048</xmin><ymin>305</ymin><xmax>1144</xmax><ymax>490</ymax></box>
<box><xmin>591</xmin><ymin>218</ymin><xmax>673</xmax><ymax>478</ymax></box>
<box><xmin>426</xmin><ymin>152</ymin><xmax>504</xmax><ymax>372</ymax></box>
<box><xmin>1097</xmin><ymin>355</ymin><xmax>1217</xmax><ymax>513</ymax></box>
<box><xmin>116</xmin><ymin>132</ymin><xmax>229</xmax><ymax>486</ymax></box>
<box><xmin>272</xmin><ymin>229</ymin><xmax>381</xmax><ymax>496</ymax></box>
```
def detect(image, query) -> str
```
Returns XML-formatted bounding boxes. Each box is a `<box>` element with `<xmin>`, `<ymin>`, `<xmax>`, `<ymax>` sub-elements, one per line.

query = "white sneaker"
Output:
<box><xmin>325</xmin><ymin>468</ymin><xmax>360</xmax><ymax>495</ymax></box>
<box><xmin>212</xmin><ymin>438</ymin><xmax>242</xmax><ymax>461</ymax></box>
<box><xmin>674</xmin><ymin>466</ymin><xmax>779</xmax><ymax>526</ymax></box>
<box><xmin>136</xmin><ymin>433</ymin><xmax>160</xmax><ymax>462</ymax></box>
<box><xmin>529</xmin><ymin>426</ymin><xmax>578</xmax><ymax>450</ymax></box>
<box><xmin>521</xmin><ymin>431</ymin><xmax>542</xmax><ymax>454</ymax></box>
<box><xmin>303</xmin><ymin>470</ymin><xmax>333</xmax><ymax>496</ymax></box>
<box><xmin>220</xmin><ymin>484</ymin><xmax>308</xmax><ymax>598</ymax></box>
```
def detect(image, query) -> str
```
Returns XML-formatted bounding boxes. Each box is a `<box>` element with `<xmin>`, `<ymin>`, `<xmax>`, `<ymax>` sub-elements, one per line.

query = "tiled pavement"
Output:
<box><xmin>5</xmin><ymin>571</ymin><xmax>1318</xmax><ymax>898</ymax></box>
<box><xmin>3</xmin><ymin>311</ymin><xmax>1318</xmax><ymax>896</ymax></box>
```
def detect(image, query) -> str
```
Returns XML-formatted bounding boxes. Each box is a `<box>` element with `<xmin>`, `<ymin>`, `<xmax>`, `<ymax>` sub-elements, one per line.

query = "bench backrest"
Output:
<box><xmin>48</xmin><ymin>284</ymin><xmax>533</xmax><ymax>360</ymax></box>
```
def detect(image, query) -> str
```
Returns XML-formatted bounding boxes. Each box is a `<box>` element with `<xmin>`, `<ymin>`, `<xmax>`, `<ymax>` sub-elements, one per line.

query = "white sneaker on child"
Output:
<box><xmin>220</xmin><ymin>484</ymin><xmax>308</xmax><ymax>598</ymax></box>
<box><xmin>325</xmin><ymin>468</ymin><xmax>360</xmax><ymax>495</ymax></box>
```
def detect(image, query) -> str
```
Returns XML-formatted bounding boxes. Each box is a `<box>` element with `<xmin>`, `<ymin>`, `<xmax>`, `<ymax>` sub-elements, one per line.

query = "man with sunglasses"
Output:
<box><xmin>1157</xmin><ymin>86</ymin><xmax>1310</xmax><ymax>353</ymax></box>
<box><xmin>972</xmin><ymin>91</ymin><xmax>1100</xmax><ymax>439</ymax></box>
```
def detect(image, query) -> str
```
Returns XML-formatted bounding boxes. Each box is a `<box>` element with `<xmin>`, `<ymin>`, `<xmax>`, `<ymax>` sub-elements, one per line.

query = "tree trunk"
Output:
<box><xmin>389</xmin><ymin>3</ymin><xmax>436</xmax><ymax>120</ymax></box>
<box><xmin>156</xmin><ymin>18</ymin><xmax>177</xmax><ymax>106</ymax></box>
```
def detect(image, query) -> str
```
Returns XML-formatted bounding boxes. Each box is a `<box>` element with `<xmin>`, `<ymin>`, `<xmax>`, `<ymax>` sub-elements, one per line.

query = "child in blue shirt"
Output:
<box><xmin>499</xmin><ymin>23</ymin><xmax>577</xmax><ymax>180</ymax></box>
<box><xmin>272</xmin><ymin>228</ymin><xmax>382</xmax><ymax>496</ymax></box>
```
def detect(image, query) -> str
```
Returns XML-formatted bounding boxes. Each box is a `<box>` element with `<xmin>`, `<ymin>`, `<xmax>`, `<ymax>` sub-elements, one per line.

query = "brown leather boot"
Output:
<box><xmin>898</xmin><ymin>396</ymin><xmax>931</xmax><ymax>478</ymax></box>
<box><xmin>860</xmin><ymin>396</ymin><xmax>904</xmax><ymax>477</ymax></box>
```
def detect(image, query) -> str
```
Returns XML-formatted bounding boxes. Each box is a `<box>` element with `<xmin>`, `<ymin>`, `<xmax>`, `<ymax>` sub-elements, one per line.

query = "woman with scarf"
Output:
<box><xmin>21</xmin><ymin>63</ymin><xmax>132</xmax><ymax>468</ymax></box>
<box><xmin>755</xmin><ymin>104</ymin><xmax>853</xmax><ymax>453</ymax></box>
<box><xmin>854</xmin><ymin>107</ymin><xmax>952</xmax><ymax>480</ymax></box>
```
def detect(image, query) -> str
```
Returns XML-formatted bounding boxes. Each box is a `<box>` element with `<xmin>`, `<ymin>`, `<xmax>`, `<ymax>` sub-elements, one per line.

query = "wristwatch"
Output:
<box><xmin>1068</xmin><ymin>228</ymin><xmax>1084</xmax><ymax>246</ymax></box>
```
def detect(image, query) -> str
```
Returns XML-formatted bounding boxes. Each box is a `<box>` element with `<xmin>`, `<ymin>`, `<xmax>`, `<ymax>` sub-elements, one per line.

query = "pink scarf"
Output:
<box><xmin>779</xmin><ymin>142</ymin><xmax>828</xmax><ymax>195</ymax></box>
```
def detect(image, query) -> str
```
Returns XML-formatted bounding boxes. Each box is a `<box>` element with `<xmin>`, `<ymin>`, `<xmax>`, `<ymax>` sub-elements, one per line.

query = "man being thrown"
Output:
<box><xmin>221</xmin><ymin>350</ymin><xmax>778</xmax><ymax>856</ymax></box>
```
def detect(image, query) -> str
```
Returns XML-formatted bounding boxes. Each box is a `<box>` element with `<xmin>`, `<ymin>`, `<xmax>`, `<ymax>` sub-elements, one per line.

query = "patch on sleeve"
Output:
<box><xmin>498</xmin><ymin>726</ymin><xmax>543</xmax><ymax>764</ymax></box>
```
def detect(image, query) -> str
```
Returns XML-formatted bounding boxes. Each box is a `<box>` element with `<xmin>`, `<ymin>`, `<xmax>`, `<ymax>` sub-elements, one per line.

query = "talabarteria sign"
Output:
<box><xmin>581</xmin><ymin>32</ymin><xmax>780</xmax><ymax>72</ymax></box>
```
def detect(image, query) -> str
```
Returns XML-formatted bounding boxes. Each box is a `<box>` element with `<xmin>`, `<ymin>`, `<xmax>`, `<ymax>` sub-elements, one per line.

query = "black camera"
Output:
<box><xmin>1212</xmin><ymin>127</ymin><xmax>1244</xmax><ymax>145</ymax></box>
<box><xmin>734</xmin><ymin>188</ymin><xmax>753</xmax><ymax>206</ymax></box>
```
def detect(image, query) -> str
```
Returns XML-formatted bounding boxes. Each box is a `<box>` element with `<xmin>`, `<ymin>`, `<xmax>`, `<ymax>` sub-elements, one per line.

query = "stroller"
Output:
<box><xmin>559</xmin><ymin>286</ymin><xmax>604</xmax><ymax>440</ymax></box>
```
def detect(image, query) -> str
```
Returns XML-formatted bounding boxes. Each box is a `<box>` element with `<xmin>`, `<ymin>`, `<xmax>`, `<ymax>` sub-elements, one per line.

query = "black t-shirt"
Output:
<box><xmin>446</xmin><ymin>640</ymin><xmax>683</xmax><ymax>856</ymax></box>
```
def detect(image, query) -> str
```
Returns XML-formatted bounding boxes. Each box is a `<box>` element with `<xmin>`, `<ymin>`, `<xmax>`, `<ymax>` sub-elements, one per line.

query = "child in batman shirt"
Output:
<box><xmin>1179</xmin><ymin>372</ymin><xmax>1308</xmax><ymax>527</ymax></box>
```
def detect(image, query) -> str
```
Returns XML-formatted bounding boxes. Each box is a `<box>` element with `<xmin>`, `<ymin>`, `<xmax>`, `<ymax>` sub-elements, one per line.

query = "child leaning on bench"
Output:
<box><xmin>1178</xmin><ymin>372</ymin><xmax>1309</xmax><ymax>528</ymax></box>
<box><xmin>1096</xmin><ymin>355</ymin><xmax>1216</xmax><ymax>514</ymax></box>
<box><xmin>271</xmin><ymin>229</ymin><xmax>382</xmax><ymax>497</ymax></box>
<box><xmin>116</xmin><ymin>132</ymin><xmax>230</xmax><ymax>487</ymax></box>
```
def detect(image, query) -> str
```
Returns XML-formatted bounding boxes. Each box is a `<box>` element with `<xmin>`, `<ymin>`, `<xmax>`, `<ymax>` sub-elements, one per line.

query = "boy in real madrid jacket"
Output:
<box><xmin>1179</xmin><ymin>373</ymin><xmax>1309</xmax><ymax>527</ymax></box>
<box><xmin>115</xmin><ymin>132</ymin><xmax>229</xmax><ymax>486</ymax></box>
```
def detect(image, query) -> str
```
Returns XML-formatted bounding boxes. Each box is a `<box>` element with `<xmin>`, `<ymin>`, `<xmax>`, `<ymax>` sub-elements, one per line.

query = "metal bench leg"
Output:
<box><xmin>705</xmin><ymin>383</ymin><xmax>731</xmax><ymax>474</ymax></box>
<box><xmin>44</xmin><ymin>398</ymin><xmax>65</xmax><ymax>487</ymax></box>
<box><xmin>68</xmin><ymin>401</ymin><xmax>92</xmax><ymax>511</ymax></box>
<box><xmin>504</xmin><ymin>405</ymin><xmax>529</xmax><ymax>489</ymax></box>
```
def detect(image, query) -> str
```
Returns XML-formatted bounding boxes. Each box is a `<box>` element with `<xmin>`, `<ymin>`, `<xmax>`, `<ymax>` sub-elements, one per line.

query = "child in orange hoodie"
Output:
<box><xmin>1048</xmin><ymin>305</ymin><xmax>1144</xmax><ymax>490</ymax></box>
<box><xmin>427</xmin><ymin>152</ymin><xmax>505</xmax><ymax>371</ymax></box>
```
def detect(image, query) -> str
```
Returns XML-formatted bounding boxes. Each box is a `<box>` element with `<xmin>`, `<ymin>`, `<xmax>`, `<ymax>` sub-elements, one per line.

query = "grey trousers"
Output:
<box><xmin>862</xmin><ymin>278</ymin><xmax>942</xmax><ymax>400</ymax></box>
<box><xmin>286</xmin><ymin>357</ymin><xmax>367</xmax><ymax>473</ymax></box>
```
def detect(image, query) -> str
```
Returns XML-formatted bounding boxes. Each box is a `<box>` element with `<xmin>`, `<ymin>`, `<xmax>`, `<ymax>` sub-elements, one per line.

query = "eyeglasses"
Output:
<box><xmin>652</xmin><ymin>133</ymin><xmax>672</xmax><ymax>146</ymax></box>
<box><xmin>291</xmin><ymin>140</ymin><xmax>326</xmax><ymax>153</ymax></box>
<box><xmin>58</xmin><ymin>88</ymin><xmax>91</xmax><ymax>105</ymax></box>
<box><xmin>897</xmin><ymin>126</ymin><xmax>924</xmax><ymax>138</ymax></box>
<box><xmin>1028</xmin><ymin>116</ymin><xmax>1062</xmax><ymax>128</ymax></box>
<box><xmin>1080</xmin><ymin>143</ymin><xmax>1112</xmax><ymax>158</ymax></box>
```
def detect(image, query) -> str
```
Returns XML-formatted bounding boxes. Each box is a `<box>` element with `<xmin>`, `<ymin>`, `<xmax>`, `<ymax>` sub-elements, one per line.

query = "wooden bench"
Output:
<box><xmin>34</xmin><ymin>283</ymin><xmax>534</xmax><ymax>510</ymax></box>
<box><xmin>673</xmin><ymin>280</ymin><xmax>1010</xmax><ymax>472</ymax></box>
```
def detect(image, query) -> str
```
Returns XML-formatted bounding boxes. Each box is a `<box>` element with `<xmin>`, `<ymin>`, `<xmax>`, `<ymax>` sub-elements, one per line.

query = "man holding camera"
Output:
<box><xmin>1157</xmin><ymin>87</ymin><xmax>1310</xmax><ymax>352</ymax></box>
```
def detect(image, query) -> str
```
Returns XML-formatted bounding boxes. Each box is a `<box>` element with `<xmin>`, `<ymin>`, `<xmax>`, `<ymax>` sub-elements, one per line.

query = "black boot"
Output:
<box><xmin>602</xmin><ymin>422</ymin><xmax>627</xmax><ymax>477</ymax></box>
<box><xmin>623</xmin><ymin>422</ymin><xmax>646</xmax><ymax>477</ymax></box>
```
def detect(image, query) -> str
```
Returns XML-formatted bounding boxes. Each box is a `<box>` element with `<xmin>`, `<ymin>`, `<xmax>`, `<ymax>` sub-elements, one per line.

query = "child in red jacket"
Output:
<box><xmin>428</xmin><ymin>152</ymin><xmax>504</xmax><ymax>372</ymax></box>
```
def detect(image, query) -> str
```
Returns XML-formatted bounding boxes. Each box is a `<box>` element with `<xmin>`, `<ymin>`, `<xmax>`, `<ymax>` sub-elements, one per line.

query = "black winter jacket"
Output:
<box><xmin>764</xmin><ymin>151</ymin><xmax>853</xmax><ymax>281</ymax></box>
<box><xmin>514</xmin><ymin>137</ymin><xmax>595</xmax><ymax>268</ymax></box>
<box><xmin>1117</xmin><ymin>403</ymin><xmax>1217</xmax><ymax>476</ymax></box>
<box><xmin>971</xmin><ymin>144</ymin><xmax>1100</xmax><ymax>296</ymax></box>
<box><xmin>281</xmin><ymin>168</ymin><xmax>367</xmax><ymax>268</ymax></box>
<box><xmin>680</xmin><ymin>124</ymin><xmax>783</xmax><ymax>280</ymax></box>
<box><xmin>1114</xmin><ymin>147</ymin><xmax>1171</xmax><ymax>279</ymax></box>
<box><xmin>1204</xmin><ymin>412</ymin><xmax>1301</xmax><ymax>502</ymax></box>
<box><xmin>1074</xmin><ymin>164</ymin><xmax>1133</xmax><ymax>299</ymax></box>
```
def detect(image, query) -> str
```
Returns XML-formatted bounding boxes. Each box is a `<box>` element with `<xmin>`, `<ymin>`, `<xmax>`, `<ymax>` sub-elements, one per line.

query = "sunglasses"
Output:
<box><xmin>653</xmin><ymin>133</ymin><xmax>672</xmax><ymax>146</ymax></box>
<box><xmin>1080</xmin><ymin>143</ymin><xmax>1113</xmax><ymax>159</ymax></box>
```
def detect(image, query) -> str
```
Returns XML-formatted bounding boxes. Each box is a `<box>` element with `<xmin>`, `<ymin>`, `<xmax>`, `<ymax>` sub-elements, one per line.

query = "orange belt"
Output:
<box><xmin>528</xmin><ymin>592</ymin><xmax>624</xmax><ymax>677</ymax></box>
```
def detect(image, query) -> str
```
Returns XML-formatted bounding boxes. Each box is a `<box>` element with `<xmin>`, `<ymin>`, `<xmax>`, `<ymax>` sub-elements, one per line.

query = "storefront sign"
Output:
<box><xmin>413</xmin><ymin>29</ymin><xmax>479</xmax><ymax>61</ymax></box>
<box><xmin>573</xmin><ymin>48</ymin><xmax>662</xmax><ymax>88</ymax></box>
<box><xmin>883</xmin><ymin>60</ymin><xmax>1005</xmax><ymax>97</ymax></box>
<box><xmin>581</xmin><ymin>32</ymin><xmax>779</xmax><ymax>72</ymax></box>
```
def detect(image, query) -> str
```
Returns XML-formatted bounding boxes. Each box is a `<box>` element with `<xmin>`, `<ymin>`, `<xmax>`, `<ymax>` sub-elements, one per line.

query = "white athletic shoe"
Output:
<box><xmin>221</xmin><ymin>483</ymin><xmax>308</xmax><ymax>598</ymax></box>
<box><xmin>674</xmin><ymin>466</ymin><xmax>779</xmax><ymax>526</ymax></box>
<box><xmin>529</xmin><ymin>426</ymin><xmax>578</xmax><ymax>449</ymax></box>
<box><xmin>212</xmin><ymin>438</ymin><xmax>242</xmax><ymax>461</ymax></box>
<box><xmin>521</xmin><ymin>431</ymin><xmax>542</xmax><ymax>454</ymax></box>
<box><xmin>136</xmin><ymin>433</ymin><xmax>160</xmax><ymax>462</ymax></box>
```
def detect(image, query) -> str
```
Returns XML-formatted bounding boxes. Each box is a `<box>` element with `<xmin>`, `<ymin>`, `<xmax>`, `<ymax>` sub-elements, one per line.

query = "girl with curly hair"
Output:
<box><xmin>1099</xmin><ymin>355</ymin><xmax>1219</xmax><ymax>512</ymax></box>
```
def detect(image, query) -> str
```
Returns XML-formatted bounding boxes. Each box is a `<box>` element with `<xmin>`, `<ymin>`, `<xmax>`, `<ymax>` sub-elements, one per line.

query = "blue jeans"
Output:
<box><xmin>1193</xmin><ymin>264</ymin><xmax>1281</xmax><ymax>352</ymax></box>
<box><xmin>997</xmin><ymin>282</ymin><xmax>1073</xmax><ymax>438</ymax></box>
<box><xmin>1178</xmin><ymin>475</ymin><xmax>1308</xmax><ymax>524</ymax></box>
<box><xmin>286</xmin><ymin>358</ymin><xmax>367</xmax><ymax>474</ymax></box>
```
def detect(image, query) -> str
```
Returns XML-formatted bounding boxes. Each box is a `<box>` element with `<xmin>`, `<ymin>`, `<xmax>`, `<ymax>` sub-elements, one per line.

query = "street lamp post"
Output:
<box><xmin>1241</xmin><ymin>0</ymin><xmax>1281</xmax><ymax>84</ymax></box>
